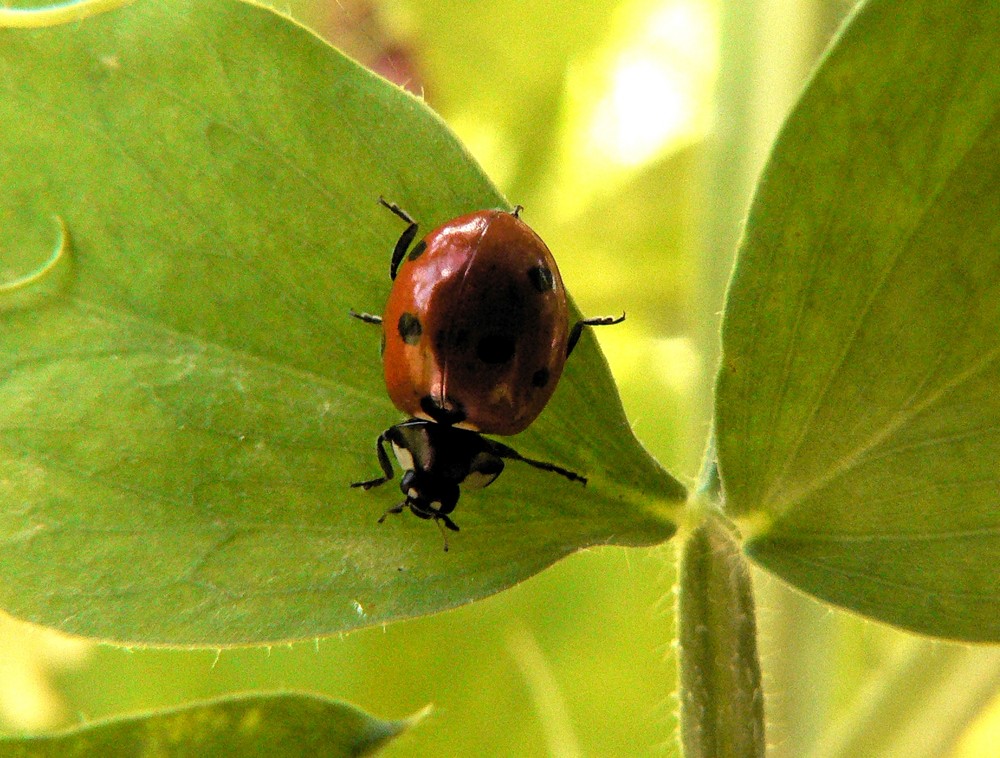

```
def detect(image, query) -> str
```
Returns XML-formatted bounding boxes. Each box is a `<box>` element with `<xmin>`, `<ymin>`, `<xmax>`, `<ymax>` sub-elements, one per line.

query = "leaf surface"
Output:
<box><xmin>0</xmin><ymin>0</ymin><xmax>682</xmax><ymax>644</ymax></box>
<box><xmin>716</xmin><ymin>0</ymin><xmax>1000</xmax><ymax>640</ymax></box>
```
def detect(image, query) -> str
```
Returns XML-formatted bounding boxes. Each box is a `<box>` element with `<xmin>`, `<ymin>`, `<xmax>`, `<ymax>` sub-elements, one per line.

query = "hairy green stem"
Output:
<box><xmin>677</xmin><ymin>508</ymin><xmax>764</xmax><ymax>758</ymax></box>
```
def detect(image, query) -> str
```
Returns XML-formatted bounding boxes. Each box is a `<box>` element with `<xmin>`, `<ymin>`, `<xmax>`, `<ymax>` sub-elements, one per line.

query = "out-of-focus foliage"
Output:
<box><xmin>0</xmin><ymin>691</ymin><xmax>417</xmax><ymax>757</ymax></box>
<box><xmin>0</xmin><ymin>616</ymin><xmax>89</xmax><ymax>733</ymax></box>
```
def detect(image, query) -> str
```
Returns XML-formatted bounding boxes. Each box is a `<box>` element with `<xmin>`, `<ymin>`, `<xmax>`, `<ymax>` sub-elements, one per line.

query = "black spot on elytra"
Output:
<box><xmin>527</xmin><ymin>265</ymin><xmax>555</xmax><ymax>293</ymax></box>
<box><xmin>398</xmin><ymin>312</ymin><xmax>422</xmax><ymax>344</ymax></box>
<box><xmin>531</xmin><ymin>367</ymin><xmax>550</xmax><ymax>388</ymax></box>
<box><xmin>476</xmin><ymin>334</ymin><xmax>516</xmax><ymax>364</ymax></box>
<box><xmin>420</xmin><ymin>395</ymin><xmax>466</xmax><ymax>426</ymax></box>
<box><xmin>408</xmin><ymin>240</ymin><xmax>427</xmax><ymax>261</ymax></box>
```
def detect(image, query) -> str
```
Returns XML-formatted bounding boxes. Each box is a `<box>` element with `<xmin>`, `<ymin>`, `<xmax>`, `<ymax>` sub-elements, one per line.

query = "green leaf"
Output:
<box><xmin>716</xmin><ymin>0</ymin><xmax>1000</xmax><ymax>641</ymax></box>
<box><xmin>0</xmin><ymin>0</ymin><xmax>682</xmax><ymax>645</ymax></box>
<box><xmin>0</xmin><ymin>692</ymin><xmax>418</xmax><ymax>757</ymax></box>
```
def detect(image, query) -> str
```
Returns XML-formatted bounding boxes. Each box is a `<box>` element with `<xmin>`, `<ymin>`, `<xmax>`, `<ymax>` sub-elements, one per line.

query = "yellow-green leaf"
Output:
<box><xmin>0</xmin><ymin>692</ymin><xmax>417</xmax><ymax>757</ymax></box>
<box><xmin>0</xmin><ymin>0</ymin><xmax>683</xmax><ymax>645</ymax></box>
<box><xmin>716</xmin><ymin>0</ymin><xmax>1000</xmax><ymax>641</ymax></box>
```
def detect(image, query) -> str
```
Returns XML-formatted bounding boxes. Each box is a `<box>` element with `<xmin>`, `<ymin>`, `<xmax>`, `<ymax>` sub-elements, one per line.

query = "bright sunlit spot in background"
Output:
<box><xmin>604</xmin><ymin>336</ymin><xmax>701</xmax><ymax>398</ymax></box>
<box><xmin>554</xmin><ymin>0</ymin><xmax>717</xmax><ymax>217</ymax></box>
<box><xmin>0</xmin><ymin>615</ymin><xmax>90</xmax><ymax>731</ymax></box>
<box><xmin>591</xmin><ymin>55</ymin><xmax>691</xmax><ymax>167</ymax></box>
<box><xmin>446</xmin><ymin>113</ymin><xmax>519</xmax><ymax>191</ymax></box>
<box><xmin>590</xmin><ymin>3</ymin><xmax>713</xmax><ymax>166</ymax></box>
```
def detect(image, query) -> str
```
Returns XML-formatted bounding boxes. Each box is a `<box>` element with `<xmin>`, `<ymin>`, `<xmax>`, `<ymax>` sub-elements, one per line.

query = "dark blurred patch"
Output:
<box><xmin>315</xmin><ymin>0</ymin><xmax>426</xmax><ymax>96</ymax></box>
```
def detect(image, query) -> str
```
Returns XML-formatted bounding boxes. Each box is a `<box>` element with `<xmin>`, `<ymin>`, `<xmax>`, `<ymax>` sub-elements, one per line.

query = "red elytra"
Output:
<box><xmin>382</xmin><ymin>209</ymin><xmax>569</xmax><ymax>436</ymax></box>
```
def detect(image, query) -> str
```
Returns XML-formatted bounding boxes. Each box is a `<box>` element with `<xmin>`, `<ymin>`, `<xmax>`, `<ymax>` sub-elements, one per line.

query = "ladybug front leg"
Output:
<box><xmin>377</xmin><ymin>500</ymin><xmax>407</xmax><ymax>523</ymax></box>
<box><xmin>378</xmin><ymin>197</ymin><xmax>420</xmax><ymax>280</ymax></box>
<box><xmin>486</xmin><ymin>440</ymin><xmax>588</xmax><ymax>486</ymax></box>
<box><xmin>566</xmin><ymin>313</ymin><xmax>626</xmax><ymax>357</ymax></box>
<box><xmin>351</xmin><ymin>430</ymin><xmax>394</xmax><ymax>490</ymax></box>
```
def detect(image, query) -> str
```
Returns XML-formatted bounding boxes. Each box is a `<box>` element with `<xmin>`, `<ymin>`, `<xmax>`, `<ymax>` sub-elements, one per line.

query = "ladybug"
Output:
<box><xmin>351</xmin><ymin>198</ymin><xmax>623</xmax><ymax>548</ymax></box>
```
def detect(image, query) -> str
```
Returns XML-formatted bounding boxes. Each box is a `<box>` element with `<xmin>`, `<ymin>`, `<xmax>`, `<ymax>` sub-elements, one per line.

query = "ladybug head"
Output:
<box><xmin>353</xmin><ymin>418</ymin><xmax>586</xmax><ymax>551</ymax></box>
<box><xmin>370</xmin><ymin>420</ymin><xmax>504</xmax><ymax>547</ymax></box>
<box><xmin>393</xmin><ymin>469</ymin><xmax>461</xmax><ymax>531</ymax></box>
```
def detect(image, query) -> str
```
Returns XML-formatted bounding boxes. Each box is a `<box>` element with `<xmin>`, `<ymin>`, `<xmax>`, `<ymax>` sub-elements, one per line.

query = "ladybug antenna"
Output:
<box><xmin>435</xmin><ymin>518</ymin><xmax>450</xmax><ymax>552</ymax></box>
<box><xmin>511</xmin><ymin>204</ymin><xmax>524</xmax><ymax>218</ymax></box>
<box><xmin>434</xmin><ymin>513</ymin><xmax>460</xmax><ymax>551</ymax></box>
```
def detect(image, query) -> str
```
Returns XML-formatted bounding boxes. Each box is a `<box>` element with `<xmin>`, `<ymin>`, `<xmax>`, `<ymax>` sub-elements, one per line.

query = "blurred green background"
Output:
<box><xmin>1</xmin><ymin>0</ymin><xmax>998</xmax><ymax>755</ymax></box>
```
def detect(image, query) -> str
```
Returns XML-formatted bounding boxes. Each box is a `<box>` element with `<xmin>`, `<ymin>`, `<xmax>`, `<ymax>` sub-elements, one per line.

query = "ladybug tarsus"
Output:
<box><xmin>349</xmin><ymin>308</ymin><xmax>383</xmax><ymax>325</ymax></box>
<box><xmin>378</xmin><ymin>501</ymin><xmax>405</xmax><ymax>523</ymax></box>
<box><xmin>378</xmin><ymin>196</ymin><xmax>416</xmax><ymax>224</ymax></box>
<box><xmin>379</xmin><ymin>197</ymin><xmax>419</xmax><ymax>280</ymax></box>
<box><xmin>351</xmin><ymin>477</ymin><xmax>384</xmax><ymax>491</ymax></box>
<box><xmin>567</xmin><ymin>312</ymin><xmax>626</xmax><ymax>358</ymax></box>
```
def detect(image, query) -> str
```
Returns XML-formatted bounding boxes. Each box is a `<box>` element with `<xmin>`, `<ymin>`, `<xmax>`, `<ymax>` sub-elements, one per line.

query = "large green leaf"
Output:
<box><xmin>716</xmin><ymin>0</ymin><xmax>1000</xmax><ymax>641</ymax></box>
<box><xmin>0</xmin><ymin>0</ymin><xmax>683</xmax><ymax>644</ymax></box>
<box><xmin>0</xmin><ymin>692</ymin><xmax>417</xmax><ymax>757</ymax></box>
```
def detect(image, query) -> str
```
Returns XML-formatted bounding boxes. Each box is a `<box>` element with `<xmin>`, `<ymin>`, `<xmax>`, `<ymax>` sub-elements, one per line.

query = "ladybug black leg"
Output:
<box><xmin>486</xmin><ymin>440</ymin><xmax>588</xmax><ymax>486</ymax></box>
<box><xmin>349</xmin><ymin>309</ymin><xmax>383</xmax><ymax>325</ymax></box>
<box><xmin>566</xmin><ymin>313</ymin><xmax>626</xmax><ymax>357</ymax></box>
<box><xmin>351</xmin><ymin>431</ymin><xmax>394</xmax><ymax>489</ymax></box>
<box><xmin>378</xmin><ymin>500</ymin><xmax>406</xmax><ymax>523</ymax></box>
<box><xmin>378</xmin><ymin>197</ymin><xmax>419</xmax><ymax>281</ymax></box>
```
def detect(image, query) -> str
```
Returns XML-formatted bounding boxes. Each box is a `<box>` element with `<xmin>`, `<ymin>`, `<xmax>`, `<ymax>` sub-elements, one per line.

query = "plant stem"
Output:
<box><xmin>677</xmin><ymin>506</ymin><xmax>765</xmax><ymax>758</ymax></box>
